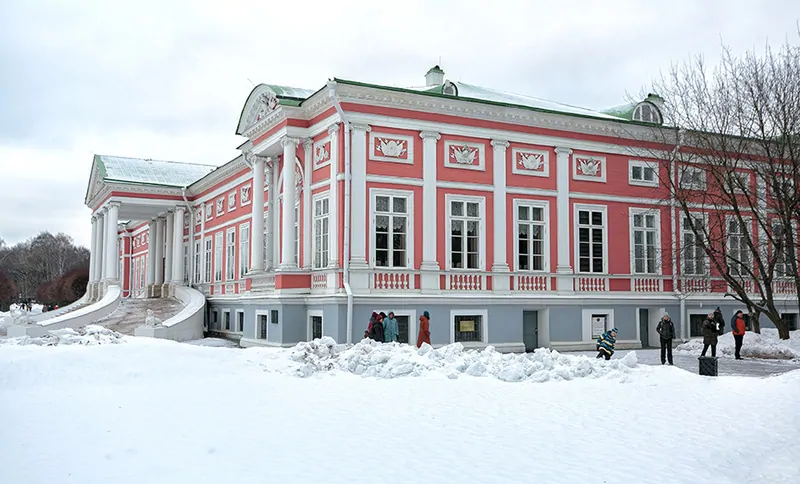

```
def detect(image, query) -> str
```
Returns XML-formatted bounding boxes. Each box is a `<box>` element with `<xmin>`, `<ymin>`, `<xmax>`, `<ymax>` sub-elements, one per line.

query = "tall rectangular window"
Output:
<box><xmin>239</xmin><ymin>223</ymin><xmax>250</xmax><ymax>278</ymax></box>
<box><xmin>631</xmin><ymin>210</ymin><xmax>659</xmax><ymax>274</ymax></box>
<box><xmin>726</xmin><ymin>218</ymin><xmax>751</xmax><ymax>276</ymax></box>
<box><xmin>516</xmin><ymin>202</ymin><xmax>546</xmax><ymax>271</ymax></box>
<box><xmin>773</xmin><ymin>222</ymin><xmax>793</xmax><ymax>278</ymax></box>
<box><xmin>226</xmin><ymin>229</ymin><xmax>236</xmax><ymax>280</ymax></box>
<box><xmin>449</xmin><ymin>198</ymin><xmax>482</xmax><ymax>270</ymax></box>
<box><xmin>313</xmin><ymin>196</ymin><xmax>330</xmax><ymax>269</ymax></box>
<box><xmin>577</xmin><ymin>207</ymin><xmax>606</xmax><ymax>273</ymax></box>
<box><xmin>223</xmin><ymin>311</ymin><xmax>231</xmax><ymax>331</ymax></box>
<box><xmin>214</xmin><ymin>232</ymin><xmax>223</xmax><ymax>282</ymax></box>
<box><xmin>681</xmin><ymin>215</ymin><xmax>707</xmax><ymax>276</ymax></box>
<box><xmin>183</xmin><ymin>243</ymin><xmax>189</xmax><ymax>283</ymax></box>
<box><xmin>194</xmin><ymin>240</ymin><xmax>202</xmax><ymax>284</ymax></box>
<box><xmin>236</xmin><ymin>311</ymin><xmax>244</xmax><ymax>333</ymax></box>
<box><xmin>374</xmin><ymin>194</ymin><xmax>409</xmax><ymax>267</ymax></box>
<box><xmin>679</xmin><ymin>166</ymin><xmax>706</xmax><ymax>190</ymax></box>
<box><xmin>258</xmin><ymin>314</ymin><xmax>268</xmax><ymax>339</ymax></box>
<box><xmin>203</xmin><ymin>237</ymin><xmax>212</xmax><ymax>283</ymax></box>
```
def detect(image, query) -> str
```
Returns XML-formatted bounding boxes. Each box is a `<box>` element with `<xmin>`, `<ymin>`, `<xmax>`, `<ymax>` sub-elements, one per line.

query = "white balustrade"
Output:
<box><xmin>447</xmin><ymin>273</ymin><xmax>485</xmax><ymax>291</ymax></box>
<box><xmin>515</xmin><ymin>274</ymin><xmax>548</xmax><ymax>291</ymax></box>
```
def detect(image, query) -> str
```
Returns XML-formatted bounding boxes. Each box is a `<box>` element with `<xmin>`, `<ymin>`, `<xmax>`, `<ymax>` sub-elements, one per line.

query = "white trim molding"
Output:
<box><xmin>572</xmin><ymin>154</ymin><xmax>607</xmax><ymax>183</ymax></box>
<box><xmin>307</xmin><ymin>309</ymin><xmax>324</xmax><ymax>340</ymax></box>
<box><xmin>369</xmin><ymin>187</ymin><xmax>415</xmax><ymax>269</ymax></box>
<box><xmin>511</xmin><ymin>148</ymin><xmax>550</xmax><ymax>178</ymax></box>
<box><xmin>628</xmin><ymin>207</ymin><xmax>663</xmax><ymax>276</ymax></box>
<box><xmin>369</xmin><ymin>132</ymin><xmax>415</xmax><ymax>164</ymax></box>
<box><xmin>581</xmin><ymin>308</ymin><xmax>615</xmax><ymax>342</ymax></box>
<box><xmin>512</xmin><ymin>198</ymin><xmax>551</xmax><ymax>273</ymax></box>
<box><xmin>449</xmin><ymin>308</ymin><xmax>489</xmax><ymax>346</ymax></box>
<box><xmin>573</xmin><ymin>203</ymin><xmax>609</xmax><ymax>275</ymax></box>
<box><xmin>443</xmin><ymin>140</ymin><xmax>486</xmax><ymax>171</ymax></box>
<box><xmin>628</xmin><ymin>160</ymin><xmax>659</xmax><ymax>187</ymax></box>
<box><xmin>444</xmin><ymin>193</ymin><xmax>487</xmax><ymax>271</ymax></box>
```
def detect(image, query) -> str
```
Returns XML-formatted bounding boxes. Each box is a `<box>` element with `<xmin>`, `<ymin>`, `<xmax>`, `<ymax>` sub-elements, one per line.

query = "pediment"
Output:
<box><xmin>236</xmin><ymin>85</ymin><xmax>280</xmax><ymax>135</ymax></box>
<box><xmin>84</xmin><ymin>156</ymin><xmax>105</xmax><ymax>206</ymax></box>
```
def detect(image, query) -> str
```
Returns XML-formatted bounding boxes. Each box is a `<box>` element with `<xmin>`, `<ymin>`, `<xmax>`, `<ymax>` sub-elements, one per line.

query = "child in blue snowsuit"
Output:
<box><xmin>596</xmin><ymin>328</ymin><xmax>618</xmax><ymax>360</ymax></box>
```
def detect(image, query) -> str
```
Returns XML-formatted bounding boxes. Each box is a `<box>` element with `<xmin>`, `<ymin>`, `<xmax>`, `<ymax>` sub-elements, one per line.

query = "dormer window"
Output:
<box><xmin>633</xmin><ymin>102</ymin><xmax>662</xmax><ymax>124</ymax></box>
<box><xmin>443</xmin><ymin>81</ymin><xmax>458</xmax><ymax>96</ymax></box>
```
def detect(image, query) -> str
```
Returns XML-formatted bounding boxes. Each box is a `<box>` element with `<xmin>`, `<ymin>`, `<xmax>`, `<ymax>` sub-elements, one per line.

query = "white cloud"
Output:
<box><xmin>1</xmin><ymin>0</ymin><xmax>799</xmax><ymax>247</ymax></box>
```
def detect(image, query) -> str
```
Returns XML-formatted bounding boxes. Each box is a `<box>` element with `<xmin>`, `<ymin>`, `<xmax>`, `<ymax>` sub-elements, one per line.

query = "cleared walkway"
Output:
<box><xmin>94</xmin><ymin>298</ymin><xmax>184</xmax><ymax>335</ymax></box>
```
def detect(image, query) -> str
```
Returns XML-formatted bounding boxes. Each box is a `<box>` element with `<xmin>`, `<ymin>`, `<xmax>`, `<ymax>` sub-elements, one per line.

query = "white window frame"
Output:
<box><xmin>194</xmin><ymin>240</ymin><xmax>202</xmax><ymax>284</ymax></box>
<box><xmin>235</xmin><ymin>309</ymin><xmax>245</xmax><ymax>333</ymax></box>
<box><xmin>633</xmin><ymin>103</ymin><xmax>661</xmax><ymax>124</ymax></box>
<box><xmin>628</xmin><ymin>160</ymin><xmax>659</xmax><ymax>187</ymax></box>
<box><xmin>772</xmin><ymin>220</ymin><xmax>796</xmax><ymax>279</ymax></box>
<box><xmin>679</xmin><ymin>166</ymin><xmax>707</xmax><ymax>190</ymax></box>
<box><xmin>726</xmin><ymin>215</ymin><xmax>752</xmax><ymax>277</ymax></box>
<box><xmin>572</xmin><ymin>154</ymin><xmax>607</xmax><ymax>183</ymax></box>
<box><xmin>228</xmin><ymin>191</ymin><xmax>237</xmax><ymax>211</ymax></box>
<box><xmin>225</xmin><ymin>227</ymin><xmax>236</xmax><ymax>281</ymax></box>
<box><xmin>371</xmin><ymin>309</ymin><xmax>417</xmax><ymax>345</ymax></box>
<box><xmin>370</xmin><ymin>188</ymin><xmax>414</xmax><ymax>269</ymax></box>
<box><xmin>213</xmin><ymin>232</ymin><xmax>223</xmax><ymax>283</ymax></box>
<box><xmin>240</xmin><ymin>185</ymin><xmax>252</xmax><ymax>206</ymax></box>
<box><xmin>771</xmin><ymin>174</ymin><xmax>796</xmax><ymax>199</ymax></box>
<box><xmin>512</xmin><ymin>199</ymin><xmax>550</xmax><ymax>272</ymax></box>
<box><xmin>254</xmin><ymin>310</ymin><xmax>269</xmax><ymax>340</ymax></box>
<box><xmin>449</xmin><ymin>308</ymin><xmax>489</xmax><ymax>345</ymax></box>
<box><xmin>726</xmin><ymin>170</ymin><xmax>750</xmax><ymax>194</ymax></box>
<box><xmin>445</xmin><ymin>194</ymin><xmax>486</xmax><ymax>271</ymax></box>
<box><xmin>629</xmin><ymin>207</ymin><xmax>662</xmax><ymax>275</ymax></box>
<box><xmin>239</xmin><ymin>223</ymin><xmax>250</xmax><ymax>278</ymax></box>
<box><xmin>307</xmin><ymin>309</ymin><xmax>324</xmax><ymax>340</ymax></box>
<box><xmin>574</xmin><ymin>203</ymin><xmax>608</xmax><ymax>274</ymax></box>
<box><xmin>222</xmin><ymin>309</ymin><xmax>231</xmax><ymax>332</ymax></box>
<box><xmin>680</xmin><ymin>213</ymin><xmax>710</xmax><ymax>277</ymax></box>
<box><xmin>203</xmin><ymin>236</ymin><xmax>212</xmax><ymax>283</ymax></box>
<box><xmin>581</xmin><ymin>309</ymin><xmax>615</xmax><ymax>342</ymax></box>
<box><xmin>312</xmin><ymin>192</ymin><xmax>330</xmax><ymax>270</ymax></box>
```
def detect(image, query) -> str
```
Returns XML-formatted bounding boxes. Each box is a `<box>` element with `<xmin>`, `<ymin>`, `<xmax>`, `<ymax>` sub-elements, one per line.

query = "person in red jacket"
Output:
<box><xmin>732</xmin><ymin>310</ymin><xmax>747</xmax><ymax>360</ymax></box>
<box><xmin>417</xmin><ymin>311</ymin><xmax>431</xmax><ymax>348</ymax></box>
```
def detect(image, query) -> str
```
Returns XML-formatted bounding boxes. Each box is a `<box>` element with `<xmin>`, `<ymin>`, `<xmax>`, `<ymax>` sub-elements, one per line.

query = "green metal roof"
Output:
<box><xmin>262</xmin><ymin>84</ymin><xmax>315</xmax><ymax>99</ymax></box>
<box><xmin>95</xmin><ymin>155</ymin><xmax>217</xmax><ymax>187</ymax></box>
<box><xmin>601</xmin><ymin>102</ymin><xmax>637</xmax><ymax>120</ymax></box>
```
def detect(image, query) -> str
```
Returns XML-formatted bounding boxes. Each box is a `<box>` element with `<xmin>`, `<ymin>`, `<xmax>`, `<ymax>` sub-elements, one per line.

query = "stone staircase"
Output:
<box><xmin>94</xmin><ymin>298</ymin><xmax>185</xmax><ymax>335</ymax></box>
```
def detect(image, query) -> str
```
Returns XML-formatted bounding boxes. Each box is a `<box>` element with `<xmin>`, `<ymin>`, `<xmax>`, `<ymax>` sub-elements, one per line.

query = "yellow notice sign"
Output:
<box><xmin>459</xmin><ymin>320</ymin><xmax>475</xmax><ymax>332</ymax></box>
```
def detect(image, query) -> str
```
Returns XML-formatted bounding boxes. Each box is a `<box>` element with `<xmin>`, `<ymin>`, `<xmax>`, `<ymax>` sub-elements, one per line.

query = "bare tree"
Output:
<box><xmin>633</xmin><ymin>38</ymin><xmax>800</xmax><ymax>339</ymax></box>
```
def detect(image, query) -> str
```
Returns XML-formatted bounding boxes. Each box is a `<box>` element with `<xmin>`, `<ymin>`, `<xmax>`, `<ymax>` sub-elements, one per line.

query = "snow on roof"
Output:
<box><xmin>263</xmin><ymin>84</ymin><xmax>316</xmax><ymax>99</ymax></box>
<box><xmin>95</xmin><ymin>155</ymin><xmax>217</xmax><ymax>187</ymax></box>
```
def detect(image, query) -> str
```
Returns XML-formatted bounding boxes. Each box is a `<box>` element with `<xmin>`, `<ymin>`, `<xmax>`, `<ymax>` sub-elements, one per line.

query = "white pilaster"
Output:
<box><xmin>491</xmin><ymin>139</ymin><xmax>511</xmax><ymax>292</ymax></box>
<box><xmin>154</xmin><ymin>216</ymin><xmax>165</xmax><ymax>284</ymax></box>
<box><xmin>279</xmin><ymin>137</ymin><xmax>299</xmax><ymax>270</ymax></box>
<box><xmin>164</xmin><ymin>210</ymin><xmax>174</xmax><ymax>287</ymax></box>
<box><xmin>302</xmin><ymin>139</ymin><xmax>313</xmax><ymax>269</ymax></box>
<box><xmin>89</xmin><ymin>215</ymin><xmax>98</xmax><ymax>283</ymax></box>
<box><xmin>420</xmin><ymin>131</ymin><xmax>441</xmax><ymax>292</ymax></box>
<box><xmin>327</xmin><ymin>124</ymin><xmax>340</xmax><ymax>269</ymax></box>
<box><xmin>250</xmin><ymin>153</ymin><xmax>266</xmax><ymax>272</ymax></box>
<box><xmin>146</xmin><ymin>219</ymin><xmax>156</xmax><ymax>287</ymax></box>
<box><xmin>96</xmin><ymin>209</ymin><xmax>106</xmax><ymax>283</ymax></box>
<box><xmin>172</xmin><ymin>207</ymin><xmax>185</xmax><ymax>285</ymax></box>
<box><xmin>104</xmin><ymin>202</ymin><xmax>120</xmax><ymax>282</ymax></box>
<box><xmin>269</xmin><ymin>160</ymin><xmax>279</xmax><ymax>269</ymax></box>
<box><xmin>555</xmin><ymin>147</ymin><xmax>573</xmax><ymax>292</ymax></box>
<box><xmin>349</xmin><ymin>123</ymin><xmax>370</xmax><ymax>290</ymax></box>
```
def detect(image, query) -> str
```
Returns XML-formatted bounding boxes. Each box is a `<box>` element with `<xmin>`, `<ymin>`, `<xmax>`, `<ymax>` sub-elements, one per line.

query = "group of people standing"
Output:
<box><xmin>365</xmin><ymin>310</ymin><xmax>432</xmax><ymax>348</ymax></box>
<box><xmin>656</xmin><ymin>307</ymin><xmax>748</xmax><ymax>364</ymax></box>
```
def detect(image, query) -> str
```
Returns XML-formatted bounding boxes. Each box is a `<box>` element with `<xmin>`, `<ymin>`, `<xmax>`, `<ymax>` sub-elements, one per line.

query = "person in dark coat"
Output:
<box><xmin>417</xmin><ymin>311</ymin><xmax>431</xmax><ymax>348</ymax></box>
<box><xmin>701</xmin><ymin>313</ymin><xmax>719</xmax><ymax>357</ymax></box>
<box><xmin>369</xmin><ymin>313</ymin><xmax>385</xmax><ymax>342</ymax></box>
<box><xmin>713</xmin><ymin>307</ymin><xmax>725</xmax><ymax>335</ymax></box>
<box><xmin>656</xmin><ymin>313</ymin><xmax>676</xmax><ymax>365</ymax></box>
<box><xmin>732</xmin><ymin>310</ymin><xmax>747</xmax><ymax>360</ymax></box>
<box><xmin>595</xmin><ymin>328</ymin><xmax>618</xmax><ymax>360</ymax></box>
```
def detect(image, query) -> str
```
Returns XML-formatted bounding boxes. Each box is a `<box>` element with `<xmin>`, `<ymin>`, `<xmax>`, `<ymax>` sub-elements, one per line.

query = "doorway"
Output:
<box><xmin>310</xmin><ymin>315</ymin><xmax>322</xmax><ymax>340</ymax></box>
<box><xmin>395</xmin><ymin>315</ymin><xmax>411</xmax><ymax>344</ymax></box>
<box><xmin>522</xmin><ymin>310</ymin><xmax>539</xmax><ymax>352</ymax></box>
<box><xmin>638</xmin><ymin>308</ymin><xmax>650</xmax><ymax>348</ymax></box>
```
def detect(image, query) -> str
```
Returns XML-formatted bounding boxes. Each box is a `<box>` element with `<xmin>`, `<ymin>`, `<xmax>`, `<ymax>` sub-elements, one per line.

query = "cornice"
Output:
<box><xmin>187</xmin><ymin>156</ymin><xmax>247</xmax><ymax>197</ymax></box>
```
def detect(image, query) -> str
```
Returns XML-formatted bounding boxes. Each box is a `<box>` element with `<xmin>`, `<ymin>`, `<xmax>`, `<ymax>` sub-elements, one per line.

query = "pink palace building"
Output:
<box><xmin>76</xmin><ymin>66</ymin><xmax>798</xmax><ymax>350</ymax></box>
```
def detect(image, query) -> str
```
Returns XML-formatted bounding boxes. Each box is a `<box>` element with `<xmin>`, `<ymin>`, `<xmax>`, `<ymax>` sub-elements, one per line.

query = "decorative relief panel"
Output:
<box><xmin>228</xmin><ymin>192</ymin><xmax>236</xmax><ymax>210</ymax></box>
<box><xmin>572</xmin><ymin>154</ymin><xmax>607</xmax><ymax>182</ymax></box>
<box><xmin>240</xmin><ymin>185</ymin><xmax>251</xmax><ymax>205</ymax></box>
<box><xmin>313</xmin><ymin>137</ymin><xmax>332</xmax><ymax>169</ymax></box>
<box><xmin>369</xmin><ymin>132</ymin><xmax>414</xmax><ymax>164</ymax></box>
<box><xmin>216</xmin><ymin>198</ymin><xmax>224</xmax><ymax>216</ymax></box>
<box><xmin>443</xmin><ymin>140</ymin><xmax>485</xmax><ymax>171</ymax></box>
<box><xmin>511</xmin><ymin>148</ymin><xmax>550</xmax><ymax>177</ymax></box>
<box><xmin>205</xmin><ymin>205</ymin><xmax>213</xmax><ymax>221</ymax></box>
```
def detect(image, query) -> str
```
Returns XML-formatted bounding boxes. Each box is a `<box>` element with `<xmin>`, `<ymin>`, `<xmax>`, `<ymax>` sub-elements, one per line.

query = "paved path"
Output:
<box><xmin>570</xmin><ymin>348</ymin><xmax>800</xmax><ymax>377</ymax></box>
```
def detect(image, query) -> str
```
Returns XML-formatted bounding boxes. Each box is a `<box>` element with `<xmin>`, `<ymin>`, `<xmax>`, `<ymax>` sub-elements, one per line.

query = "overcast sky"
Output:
<box><xmin>1</xmin><ymin>0</ymin><xmax>798</xmax><ymax>248</ymax></box>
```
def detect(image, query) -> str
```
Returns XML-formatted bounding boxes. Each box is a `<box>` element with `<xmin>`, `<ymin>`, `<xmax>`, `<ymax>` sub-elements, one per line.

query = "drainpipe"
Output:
<box><xmin>328</xmin><ymin>81</ymin><xmax>353</xmax><ymax>344</ymax></box>
<box><xmin>182</xmin><ymin>187</ymin><xmax>194</xmax><ymax>287</ymax></box>
<box><xmin>669</xmin><ymin>128</ymin><xmax>686</xmax><ymax>340</ymax></box>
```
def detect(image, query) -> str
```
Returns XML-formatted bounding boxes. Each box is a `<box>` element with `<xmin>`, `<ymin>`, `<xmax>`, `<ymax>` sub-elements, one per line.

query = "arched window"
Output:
<box><xmin>443</xmin><ymin>81</ymin><xmax>458</xmax><ymax>96</ymax></box>
<box><xmin>633</xmin><ymin>102</ymin><xmax>662</xmax><ymax>124</ymax></box>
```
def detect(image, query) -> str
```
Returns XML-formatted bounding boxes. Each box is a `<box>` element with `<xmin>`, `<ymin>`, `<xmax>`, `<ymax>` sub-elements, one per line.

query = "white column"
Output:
<box><xmin>250</xmin><ymin>153</ymin><xmax>266</xmax><ymax>272</ymax></box>
<box><xmin>89</xmin><ymin>215</ymin><xmax>98</xmax><ymax>283</ymax></box>
<box><xmin>96</xmin><ymin>209</ymin><xmax>106</xmax><ymax>282</ymax></box>
<box><xmin>302</xmin><ymin>139</ymin><xmax>313</xmax><ymax>269</ymax></box>
<box><xmin>269</xmin><ymin>160</ymin><xmax>279</xmax><ymax>269</ymax></box>
<box><xmin>172</xmin><ymin>207</ymin><xmax>185</xmax><ymax>284</ymax></box>
<box><xmin>164</xmin><ymin>210</ymin><xmax>174</xmax><ymax>286</ymax></box>
<box><xmin>327</xmin><ymin>124</ymin><xmax>340</xmax><ymax>268</ymax></box>
<box><xmin>491</xmin><ymin>139</ymin><xmax>511</xmax><ymax>292</ymax></box>
<box><xmin>279</xmin><ymin>137</ymin><xmax>299</xmax><ymax>269</ymax></box>
<box><xmin>555</xmin><ymin>147</ymin><xmax>573</xmax><ymax>292</ymax></box>
<box><xmin>349</xmin><ymin>123</ymin><xmax>370</xmax><ymax>271</ymax></box>
<box><xmin>420</xmin><ymin>131</ymin><xmax>441</xmax><ymax>292</ymax></box>
<box><xmin>154</xmin><ymin>217</ymin><xmax>165</xmax><ymax>284</ymax></box>
<box><xmin>146</xmin><ymin>219</ymin><xmax>156</xmax><ymax>287</ymax></box>
<box><xmin>105</xmin><ymin>202</ymin><xmax>120</xmax><ymax>281</ymax></box>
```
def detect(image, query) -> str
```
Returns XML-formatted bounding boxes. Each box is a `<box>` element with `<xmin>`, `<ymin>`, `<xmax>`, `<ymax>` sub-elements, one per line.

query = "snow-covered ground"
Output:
<box><xmin>0</xmin><ymin>303</ymin><xmax>43</xmax><ymax>335</ymax></box>
<box><xmin>1</xmin><ymin>336</ymin><xmax>799</xmax><ymax>484</ymax></box>
<box><xmin>677</xmin><ymin>329</ymin><xmax>800</xmax><ymax>360</ymax></box>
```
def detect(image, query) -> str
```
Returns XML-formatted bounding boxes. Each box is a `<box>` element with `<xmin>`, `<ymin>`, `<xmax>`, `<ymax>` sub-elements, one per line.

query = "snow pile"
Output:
<box><xmin>0</xmin><ymin>324</ymin><xmax>126</xmax><ymax>346</ymax></box>
<box><xmin>247</xmin><ymin>338</ymin><xmax>639</xmax><ymax>382</ymax></box>
<box><xmin>0</xmin><ymin>307</ymin><xmax>32</xmax><ymax>330</ymax></box>
<box><xmin>676</xmin><ymin>329</ymin><xmax>800</xmax><ymax>360</ymax></box>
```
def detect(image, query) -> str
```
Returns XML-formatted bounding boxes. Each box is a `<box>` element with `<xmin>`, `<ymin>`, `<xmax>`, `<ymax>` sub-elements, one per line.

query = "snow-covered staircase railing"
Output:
<box><xmin>29</xmin><ymin>294</ymin><xmax>90</xmax><ymax>323</ymax></box>
<box><xmin>6</xmin><ymin>286</ymin><xmax>122</xmax><ymax>338</ymax></box>
<box><xmin>134</xmin><ymin>285</ymin><xmax>205</xmax><ymax>342</ymax></box>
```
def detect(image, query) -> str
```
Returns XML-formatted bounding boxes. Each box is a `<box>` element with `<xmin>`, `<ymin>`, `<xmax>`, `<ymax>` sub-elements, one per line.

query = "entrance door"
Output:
<box><xmin>395</xmin><ymin>316</ymin><xmax>410</xmax><ymax>344</ymax></box>
<box><xmin>639</xmin><ymin>308</ymin><xmax>650</xmax><ymax>348</ymax></box>
<box><xmin>310</xmin><ymin>316</ymin><xmax>322</xmax><ymax>339</ymax></box>
<box><xmin>522</xmin><ymin>311</ymin><xmax>539</xmax><ymax>352</ymax></box>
